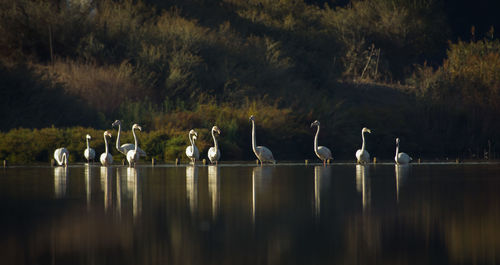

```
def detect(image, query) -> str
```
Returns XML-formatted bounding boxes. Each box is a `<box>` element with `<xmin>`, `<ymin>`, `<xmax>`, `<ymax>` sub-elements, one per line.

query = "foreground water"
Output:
<box><xmin>1</xmin><ymin>163</ymin><xmax>500</xmax><ymax>265</ymax></box>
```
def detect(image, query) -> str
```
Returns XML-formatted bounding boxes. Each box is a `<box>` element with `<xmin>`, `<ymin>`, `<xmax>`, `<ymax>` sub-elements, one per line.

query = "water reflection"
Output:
<box><xmin>101</xmin><ymin>166</ymin><xmax>113</xmax><ymax>212</ymax></box>
<box><xmin>4</xmin><ymin>164</ymin><xmax>500</xmax><ymax>265</ymax></box>
<box><xmin>53</xmin><ymin>166</ymin><xmax>68</xmax><ymax>198</ymax></box>
<box><xmin>313</xmin><ymin>166</ymin><xmax>331</xmax><ymax>219</ymax></box>
<box><xmin>251</xmin><ymin>166</ymin><xmax>273</xmax><ymax>224</ymax></box>
<box><xmin>394</xmin><ymin>164</ymin><xmax>410</xmax><ymax>203</ymax></box>
<box><xmin>126</xmin><ymin>167</ymin><xmax>141</xmax><ymax>220</ymax></box>
<box><xmin>85</xmin><ymin>165</ymin><xmax>92</xmax><ymax>210</ymax></box>
<box><xmin>186</xmin><ymin>166</ymin><xmax>199</xmax><ymax>216</ymax></box>
<box><xmin>208</xmin><ymin>165</ymin><xmax>220</xmax><ymax>220</ymax></box>
<box><xmin>116</xmin><ymin>168</ymin><xmax>122</xmax><ymax>218</ymax></box>
<box><xmin>355</xmin><ymin>164</ymin><xmax>370</xmax><ymax>209</ymax></box>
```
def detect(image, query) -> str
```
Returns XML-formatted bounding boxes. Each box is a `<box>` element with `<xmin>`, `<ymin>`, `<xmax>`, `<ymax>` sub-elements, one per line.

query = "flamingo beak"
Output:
<box><xmin>138</xmin><ymin>126</ymin><xmax>142</xmax><ymax>131</ymax></box>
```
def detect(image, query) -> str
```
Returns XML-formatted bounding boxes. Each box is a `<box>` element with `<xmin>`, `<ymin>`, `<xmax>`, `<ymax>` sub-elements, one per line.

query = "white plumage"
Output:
<box><xmin>208</xmin><ymin>126</ymin><xmax>221</xmax><ymax>164</ymax></box>
<box><xmin>250</xmin><ymin>115</ymin><xmax>275</xmax><ymax>165</ymax></box>
<box><xmin>84</xmin><ymin>134</ymin><xmax>95</xmax><ymax>163</ymax></box>
<box><xmin>100</xmin><ymin>131</ymin><xmax>113</xmax><ymax>166</ymax></box>
<box><xmin>54</xmin><ymin>147</ymin><xmax>69</xmax><ymax>166</ymax></box>
<box><xmin>395</xmin><ymin>138</ymin><xmax>412</xmax><ymax>164</ymax></box>
<box><xmin>311</xmin><ymin>120</ymin><xmax>332</xmax><ymax>166</ymax></box>
<box><xmin>112</xmin><ymin>120</ymin><xmax>147</xmax><ymax>157</ymax></box>
<box><xmin>126</xmin><ymin>124</ymin><xmax>142</xmax><ymax>168</ymax></box>
<box><xmin>356</xmin><ymin>127</ymin><xmax>371</xmax><ymax>164</ymax></box>
<box><xmin>185</xmin><ymin>129</ymin><xmax>200</xmax><ymax>163</ymax></box>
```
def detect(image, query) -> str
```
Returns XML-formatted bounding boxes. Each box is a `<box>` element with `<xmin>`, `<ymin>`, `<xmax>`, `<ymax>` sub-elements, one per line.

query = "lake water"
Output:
<box><xmin>1</xmin><ymin>163</ymin><xmax>500</xmax><ymax>265</ymax></box>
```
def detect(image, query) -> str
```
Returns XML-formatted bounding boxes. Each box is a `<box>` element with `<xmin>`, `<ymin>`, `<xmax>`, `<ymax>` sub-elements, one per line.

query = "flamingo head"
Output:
<box><xmin>189</xmin><ymin>129</ymin><xmax>197</xmax><ymax>136</ymax></box>
<box><xmin>249</xmin><ymin>115</ymin><xmax>255</xmax><ymax>121</ymax></box>
<box><xmin>132</xmin><ymin>124</ymin><xmax>142</xmax><ymax>131</ymax></box>
<box><xmin>212</xmin><ymin>126</ymin><xmax>221</xmax><ymax>134</ymax></box>
<box><xmin>362</xmin><ymin>127</ymin><xmax>371</xmax><ymax>134</ymax></box>
<box><xmin>311</xmin><ymin>120</ymin><xmax>320</xmax><ymax>128</ymax></box>
<box><xmin>396</xmin><ymin>138</ymin><xmax>400</xmax><ymax>144</ymax></box>
<box><xmin>112</xmin><ymin>120</ymin><xmax>121</xmax><ymax>127</ymax></box>
<box><xmin>104</xmin><ymin>131</ymin><xmax>112</xmax><ymax>138</ymax></box>
<box><xmin>86</xmin><ymin>134</ymin><xmax>91</xmax><ymax>140</ymax></box>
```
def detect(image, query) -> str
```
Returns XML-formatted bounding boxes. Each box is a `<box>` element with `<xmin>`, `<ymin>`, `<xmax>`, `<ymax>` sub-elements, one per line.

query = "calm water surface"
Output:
<box><xmin>1</xmin><ymin>163</ymin><xmax>500</xmax><ymax>265</ymax></box>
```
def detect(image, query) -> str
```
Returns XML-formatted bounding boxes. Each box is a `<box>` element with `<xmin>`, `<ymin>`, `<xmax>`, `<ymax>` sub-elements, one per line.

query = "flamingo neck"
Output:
<box><xmin>62</xmin><ymin>152</ymin><xmax>67</xmax><ymax>165</ymax></box>
<box><xmin>132</xmin><ymin>128</ymin><xmax>138</xmax><ymax>152</ymax></box>
<box><xmin>116</xmin><ymin>123</ymin><xmax>121</xmax><ymax>151</ymax></box>
<box><xmin>395</xmin><ymin>143</ymin><xmax>399</xmax><ymax>160</ymax></box>
<box><xmin>361</xmin><ymin>131</ymin><xmax>366</xmax><ymax>152</ymax></box>
<box><xmin>104</xmin><ymin>135</ymin><xmax>109</xmax><ymax>154</ymax></box>
<box><xmin>314</xmin><ymin>125</ymin><xmax>320</xmax><ymax>154</ymax></box>
<box><xmin>212</xmin><ymin>130</ymin><xmax>218</xmax><ymax>150</ymax></box>
<box><xmin>189</xmin><ymin>134</ymin><xmax>195</xmax><ymax>150</ymax></box>
<box><xmin>251</xmin><ymin>120</ymin><xmax>257</xmax><ymax>153</ymax></box>
<box><xmin>86</xmin><ymin>137</ymin><xmax>90</xmax><ymax>150</ymax></box>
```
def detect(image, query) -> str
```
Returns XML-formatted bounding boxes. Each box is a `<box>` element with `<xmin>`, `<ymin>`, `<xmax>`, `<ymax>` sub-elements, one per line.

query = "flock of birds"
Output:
<box><xmin>53</xmin><ymin>115</ymin><xmax>413</xmax><ymax>167</ymax></box>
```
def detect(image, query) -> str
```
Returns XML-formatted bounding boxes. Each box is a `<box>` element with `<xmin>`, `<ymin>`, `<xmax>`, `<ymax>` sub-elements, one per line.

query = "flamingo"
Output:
<box><xmin>126</xmin><ymin>124</ymin><xmax>142</xmax><ymax>168</ymax></box>
<box><xmin>249</xmin><ymin>115</ymin><xmax>275</xmax><ymax>165</ymax></box>
<box><xmin>84</xmin><ymin>134</ymin><xmax>96</xmax><ymax>163</ymax></box>
<box><xmin>100</xmin><ymin>131</ymin><xmax>113</xmax><ymax>166</ymax></box>
<box><xmin>356</xmin><ymin>127</ymin><xmax>371</xmax><ymax>164</ymax></box>
<box><xmin>311</xmin><ymin>120</ymin><xmax>333</xmax><ymax>166</ymax></box>
<box><xmin>208</xmin><ymin>126</ymin><xmax>221</xmax><ymax>164</ymax></box>
<box><xmin>54</xmin><ymin>147</ymin><xmax>69</xmax><ymax>166</ymax></box>
<box><xmin>395</xmin><ymin>138</ymin><xmax>412</xmax><ymax>164</ymax></box>
<box><xmin>112</xmin><ymin>120</ymin><xmax>147</xmax><ymax>157</ymax></box>
<box><xmin>185</xmin><ymin>129</ymin><xmax>199</xmax><ymax>164</ymax></box>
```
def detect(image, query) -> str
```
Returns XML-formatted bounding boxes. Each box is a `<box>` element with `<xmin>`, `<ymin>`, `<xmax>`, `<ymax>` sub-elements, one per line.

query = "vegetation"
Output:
<box><xmin>0</xmin><ymin>0</ymin><xmax>499</xmax><ymax>163</ymax></box>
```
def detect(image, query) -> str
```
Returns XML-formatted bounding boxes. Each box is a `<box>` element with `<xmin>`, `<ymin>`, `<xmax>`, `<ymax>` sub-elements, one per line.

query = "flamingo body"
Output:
<box><xmin>112</xmin><ymin>120</ymin><xmax>147</xmax><ymax>157</ymax></box>
<box><xmin>395</xmin><ymin>138</ymin><xmax>412</xmax><ymax>164</ymax></box>
<box><xmin>250</xmin><ymin>115</ymin><xmax>275</xmax><ymax>165</ymax></box>
<box><xmin>356</xmin><ymin>127</ymin><xmax>371</xmax><ymax>164</ymax></box>
<box><xmin>185</xmin><ymin>129</ymin><xmax>199</xmax><ymax>163</ymax></box>
<box><xmin>311</xmin><ymin>120</ymin><xmax>332</xmax><ymax>165</ymax></box>
<box><xmin>356</xmin><ymin>149</ymin><xmax>371</xmax><ymax>164</ymax></box>
<box><xmin>208</xmin><ymin>126</ymin><xmax>221</xmax><ymax>164</ymax></box>
<box><xmin>208</xmin><ymin>147</ymin><xmax>220</xmax><ymax>164</ymax></box>
<box><xmin>126</xmin><ymin>124</ymin><xmax>142</xmax><ymax>168</ymax></box>
<box><xmin>100</xmin><ymin>131</ymin><xmax>113</xmax><ymax>166</ymax></box>
<box><xmin>54</xmin><ymin>147</ymin><xmax>69</xmax><ymax>166</ymax></box>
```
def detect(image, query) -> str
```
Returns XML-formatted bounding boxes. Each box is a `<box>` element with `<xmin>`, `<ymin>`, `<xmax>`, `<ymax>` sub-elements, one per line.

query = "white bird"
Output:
<box><xmin>84</xmin><ymin>134</ymin><xmax>96</xmax><ymax>163</ymax></box>
<box><xmin>356</xmin><ymin>127</ymin><xmax>371</xmax><ymax>164</ymax></box>
<box><xmin>208</xmin><ymin>126</ymin><xmax>221</xmax><ymax>165</ymax></box>
<box><xmin>126</xmin><ymin>124</ymin><xmax>142</xmax><ymax>168</ymax></box>
<box><xmin>54</xmin><ymin>147</ymin><xmax>69</xmax><ymax>166</ymax></box>
<box><xmin>395</xmin><ymin>138</ymin><xmax>412</xmax><ymax>164</ymax></box>
<box><xmin>112</xmin><ymin>120</ymin><xmax>147</xmax><ymax>157</ymax></box>
<box><xmin>311</xmin><ymin>120</ymin><xmax>333</xmax><ymax>166</ymax></box>
<box><xmin>100</xmin><ymin>131</ymin><xmax>113</xmax><ymax>166</ymax></box>
<box><xmin>185</xmin><ymin>129</ymin><xmax>200</xmax><ymax>164</ymax></box>
<box><xmin>250</xmin><ymin>115</ymin><xmax>275</xmax><ymax>165</ymax></box>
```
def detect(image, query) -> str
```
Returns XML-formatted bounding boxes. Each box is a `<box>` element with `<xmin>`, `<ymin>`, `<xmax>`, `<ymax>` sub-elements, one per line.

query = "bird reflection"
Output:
<box><xmin>101</xmin><ymin>166</ymin><xmax>113</xmax><ymax>212</ymax></box>
<box><xmin>85</xmin><ymin>165</ymin><xmax>92</xmax><ymax>210</ymax></box>
<box><xmin>126</xmin><ymin>167</ymin><xmax>141</xmax><ymax>219</ymax></box>
<box><xmin>53</xmin><ymin>166</ymin><xmax>68</xmax><ymax>198</ymax></box>
<box><xmin>186</xmin><ymin>166</ymin><xmax>199</xmax><ymax>216</ymax></box>
<box><xmin>116</xmin><ymin>168</ymin><xmax>122</xmax><ymax>218</ymax></box>
<box><xmin>355</xmin><ymin>164</ymin><xmax>371</xmax><ymax>210</ymax></box>
<box><xmin>395</xmin><ymin>164</ymin><xmax>410</xmax><ymax>203</ymax></box>
<box><xmin>208</xmin><ymin>165</ymin><xmax>220</xmax><ymax>220</ymax></box>
<box><xmin>251</xmin><ymin>166</ymin><xmax>273</xmax><ymax>224</ymax></box>
<box><xmin>314</xmin><ymin>166</ymin><xmax>331</xmax><ymax>219</ymax></box>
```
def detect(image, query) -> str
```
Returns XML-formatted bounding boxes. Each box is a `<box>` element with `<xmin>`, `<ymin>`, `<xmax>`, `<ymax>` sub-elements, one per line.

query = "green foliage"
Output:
<box><xmin>0</xmin><ymin>0</ymin><xmax>499</xmax><ymax>161</ymax></box>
